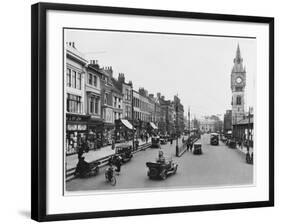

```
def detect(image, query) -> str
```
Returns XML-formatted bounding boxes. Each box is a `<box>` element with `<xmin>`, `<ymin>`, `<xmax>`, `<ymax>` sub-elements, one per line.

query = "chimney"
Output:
<box><xmin>139</xmin><ymin>88</ymin><xmax>145</xmax><ymax>96</ymax></box>
<box><xmin>145</xmin><ymin>89</ymin><xmax>148</xmax><ymax>96</ymax></box>
<box><xmin>103</xmin><ymin>66</ymin><xmax>113</xmax><ymax>78</ymax></box>
<box><xmin>118</xmin><ymin>73</ymin><xmax>125</xmax><ymax>83</ymax></box>
<box><xmin>89</xmin><ymin>59</ymin><xmax>100</xmax><ymax>69</ymax></box>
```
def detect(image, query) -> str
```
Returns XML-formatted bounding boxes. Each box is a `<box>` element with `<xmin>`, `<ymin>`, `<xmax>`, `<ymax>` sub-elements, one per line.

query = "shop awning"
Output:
<box><xmin>121</xmin><ymin>119</ymin><xmax>134</xmax><ymax>130</ymax></box>
<box><xmin>150</xmin><ymin>122</ymin><xmax>158</xmax><ymax>129</ymax></box>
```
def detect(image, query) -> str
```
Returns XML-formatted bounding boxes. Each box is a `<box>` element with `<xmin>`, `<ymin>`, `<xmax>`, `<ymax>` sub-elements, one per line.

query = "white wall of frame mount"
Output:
<box><xmin>0</xmin><ymin>0</ymin><xmax>280</xmax><ymax>224</ymax></box>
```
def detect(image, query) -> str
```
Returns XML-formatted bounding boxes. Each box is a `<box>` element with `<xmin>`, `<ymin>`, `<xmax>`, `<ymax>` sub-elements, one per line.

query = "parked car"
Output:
<box><xmin>151</xmin><ymin>136</ymin><xmax>161</xmax><ymax>148</ymax></box>
<box><xmin>159</xmin><ymin>135</ymin><xmax>167</xmax><ymax>144</ymax></box>
<box><xmin>115</xmin><ymin>144</ymin><xmax>133</xmax><ymax>163</ymax></box>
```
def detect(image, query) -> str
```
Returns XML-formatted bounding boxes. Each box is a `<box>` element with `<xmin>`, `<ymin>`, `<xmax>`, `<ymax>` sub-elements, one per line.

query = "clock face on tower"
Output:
<box><xmin>236</xmin><ymin>77</ymin><xmax>242</xmax><ymax>84</ymax></box>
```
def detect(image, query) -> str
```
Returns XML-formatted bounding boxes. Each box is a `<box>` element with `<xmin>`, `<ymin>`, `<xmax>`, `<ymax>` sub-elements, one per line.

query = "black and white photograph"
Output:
<box><xmin>29</xmin><ymin>2</ymin><xmax>274</xmax><ymax>221</ymax></box>
<box><xmin>64</xmin><ymin>29</ymin><xmax>256</xmax><ymax>192</ymax></box>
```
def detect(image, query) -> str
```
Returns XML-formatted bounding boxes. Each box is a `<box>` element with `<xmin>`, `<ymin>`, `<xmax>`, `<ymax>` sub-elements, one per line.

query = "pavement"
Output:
<box><xmin>66</xmin><ymin>138</ymin><xmax>152</xmax><ymax>170</ymax></box>
<box><xmin>66</xmin><ymin>134</ymin><xmax>253</xmax><ymax>191</ymax></box>
<box><xmin>237</xmin><ymin>145</ymin><xmax>253</xmax><ymax>154</ymax></box>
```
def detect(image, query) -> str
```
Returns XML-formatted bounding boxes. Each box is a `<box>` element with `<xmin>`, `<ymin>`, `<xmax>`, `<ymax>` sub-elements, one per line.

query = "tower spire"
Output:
<box><xmin>234</xmin><ymin>43</ymin><xmax>243</xmax><ymax>64</ymax></box>
<box><xmin>236</xmin><ymin>44</ymin><xmax>241</xmax><ymax>59</ymax></box>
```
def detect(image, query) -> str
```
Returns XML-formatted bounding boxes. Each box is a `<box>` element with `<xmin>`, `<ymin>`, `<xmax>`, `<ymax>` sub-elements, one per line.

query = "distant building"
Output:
<box><xmin>199</xmin><ymin>118</ymin><xmax>215</xmax><ymax>133</ymax></box>
<box><xmin>223</xmin><ymin>110</ymin><xmax>232</xmax><ymax>133</ymax></box>
<box><xmin>113</xmin><ymin>73</ymin><xmax>134</xmax><ymax>142</ymax></box>
<box><xmin>157</xmin><ymin>93</ymin><xmax>175</xmax><ymax>135</ymax></box>
<box><xmin>172</xmin><ymin>95</ymin><xmax>185</xmax><ymax>134</ymax></box>
<box><xmin>114</xmin><ymin>73</ymin><xmax>133</xmax><ymax>120</ymax></box>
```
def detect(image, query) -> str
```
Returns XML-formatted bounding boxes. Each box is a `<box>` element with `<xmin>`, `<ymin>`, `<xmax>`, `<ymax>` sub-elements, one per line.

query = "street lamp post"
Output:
<box><xmin>175</xmin><ymin>101</ymin><xmax>179</xmax><ymax>156</ymax></box>
<box><xmin>131</xmin><ymin>88</ymin><xmax>135</xmax><ymax>151</ymax></box>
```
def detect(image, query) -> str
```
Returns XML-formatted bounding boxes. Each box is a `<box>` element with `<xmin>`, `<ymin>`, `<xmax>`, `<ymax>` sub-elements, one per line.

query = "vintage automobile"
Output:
<box><xmin>159</xmin><ymin>135</ymin><xmax>167</xmax><ymax>144</ymax></box>
<box><xmin>151</xmin><ymin>136</ymin><xmax>161</xmax><ymax>148</ymax></box>
<box><xmin>228</xmin><ymin>139</ymin><xmax>237</xmax><ymax>149</ymax></box>
<box><xmin>210</xmin><ymin>133</ymin><xmax>219</xmax><ymax>145</ymax></box>
<box><xmin>146</xmin><ymin>159</ymin><xmax>178</xmax><ymax>180</ymax></box>
<box><xmin>193</xmin><ymin>142</ymin><xmax>202</xmax><ymax>155</ymax></box>
<box><xmin>115</xmin><ymin>144</ymin><xmax>133</xmax><ymax>163</ymax></box>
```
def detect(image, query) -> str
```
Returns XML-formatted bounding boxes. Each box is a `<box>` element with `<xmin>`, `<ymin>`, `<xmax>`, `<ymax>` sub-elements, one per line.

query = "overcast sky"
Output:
<box><xmin>65</xmin><ymin>29</ymin><xmax>256</xmax><ymax>119</ymax></box>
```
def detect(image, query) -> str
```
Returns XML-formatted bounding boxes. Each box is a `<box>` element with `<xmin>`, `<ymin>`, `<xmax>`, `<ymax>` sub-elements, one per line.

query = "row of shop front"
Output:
<box><xmin>65</xmin><ymin>113</ymin><xmax>158</xmax><ymax>155</ymax></box>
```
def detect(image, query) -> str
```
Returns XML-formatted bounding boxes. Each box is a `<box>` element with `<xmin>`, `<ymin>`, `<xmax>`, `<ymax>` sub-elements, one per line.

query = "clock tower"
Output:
<box><xmin>231</xmin><ymin>44</ymin><xmax>246</xmax><ymax>124</ymax></box>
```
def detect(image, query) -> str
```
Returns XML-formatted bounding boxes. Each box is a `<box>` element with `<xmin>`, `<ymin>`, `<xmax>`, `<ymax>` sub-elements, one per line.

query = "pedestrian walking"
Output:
<box><xmin>186</xmin><ymin>142</ymin><xmax>189</xmax><ymax>151</ymax></box>
<box><xmin>77</xmin><ymin>144</ymin><xmax>84</xmax><ymax>159</ymax></box>
<box><xmin>170</xmin><ymin>138</ymin><xmax>173</xmax><ymax>144</ymax></box>
<box><xmin>111</xmin><ymin>139</ymin><xmax>115</xmax><ymax>150</ymax></box>
<box><xmin>135</xmin><ymin>139</ymin><xmax>139</xmax><ymax>150</ymax></box>
<box><xmin>145</xmin><ymin>133</ymin><xmax>148</xmax><ymax>143</ymax></box>
<box><xmin>115</xmin><ymin>155</ymin><xmax>122</xmax><ymax>174</ymax></box>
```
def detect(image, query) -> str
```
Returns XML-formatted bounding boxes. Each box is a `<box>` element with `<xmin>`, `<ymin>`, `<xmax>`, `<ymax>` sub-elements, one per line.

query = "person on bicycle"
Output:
<box><xmin>113</xmin><ymin>155</ymin><xmax>122</xmax><ymax>174</ymax></box>
<box><xmin>106</xmin><ymin>163</ymin><xmax>114</xmax><ymax>180</ymax></box>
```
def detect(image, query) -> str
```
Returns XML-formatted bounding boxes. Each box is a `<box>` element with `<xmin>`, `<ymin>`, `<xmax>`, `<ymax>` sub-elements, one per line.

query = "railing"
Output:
<box><xmin>66</xmin><ymin>142</ymin><xmax>152</xmax><ymax>182</ymax></box>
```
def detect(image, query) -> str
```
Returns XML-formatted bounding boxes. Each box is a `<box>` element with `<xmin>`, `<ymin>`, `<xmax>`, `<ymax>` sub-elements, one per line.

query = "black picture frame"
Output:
<box><xmin>31</xmin><ymin>2</ymin><xmax>274</xmax><ymax>222</ymax></box>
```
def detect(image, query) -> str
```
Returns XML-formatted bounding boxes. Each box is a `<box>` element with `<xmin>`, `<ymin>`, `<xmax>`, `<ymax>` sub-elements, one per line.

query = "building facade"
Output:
<box><xmin>157</xmin><ymin>93</ymin><xmax>175</xmax><ymax>135</ymax></box>
<box><xmin>199</xmin><ymin>118</ymin><xmax>215</xmax><ymax>133</ymax></box>
<box><xmin>100</xmin><ymin>66</ymin><xmax>115</xmax><ymax>146</ymax></box>
<box><xmin>223</xmin><ymin>110</ymin><xmax>232</xmax><ymax>133</ymax></box>
<box><xmin>231</xmin><ymin>44</ymin><xmax>246</xmax><ymax>124</ymax></box>
<box><xmin>232</xmin><ymin>115</ymin><xmax>253</xmax><ymax>147</ymax></box>
<box><xmin>65</xmin><ymin>42</ymin><xmax>88</xmax><ymax>155</ymax></box>
<box><xmin>113</xmin><ymin>73</ymin><xmax>134</xmax><ymax>141</ymax></box>
<box><xmin>85</xmin><ymin>60</ymin><xmax>103</xmax><ymax>149</ymax></box>
<box><xmin>173</xmin><ymin>95</ymin><xmax>185</xmax><ymax>134</ymax></box>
